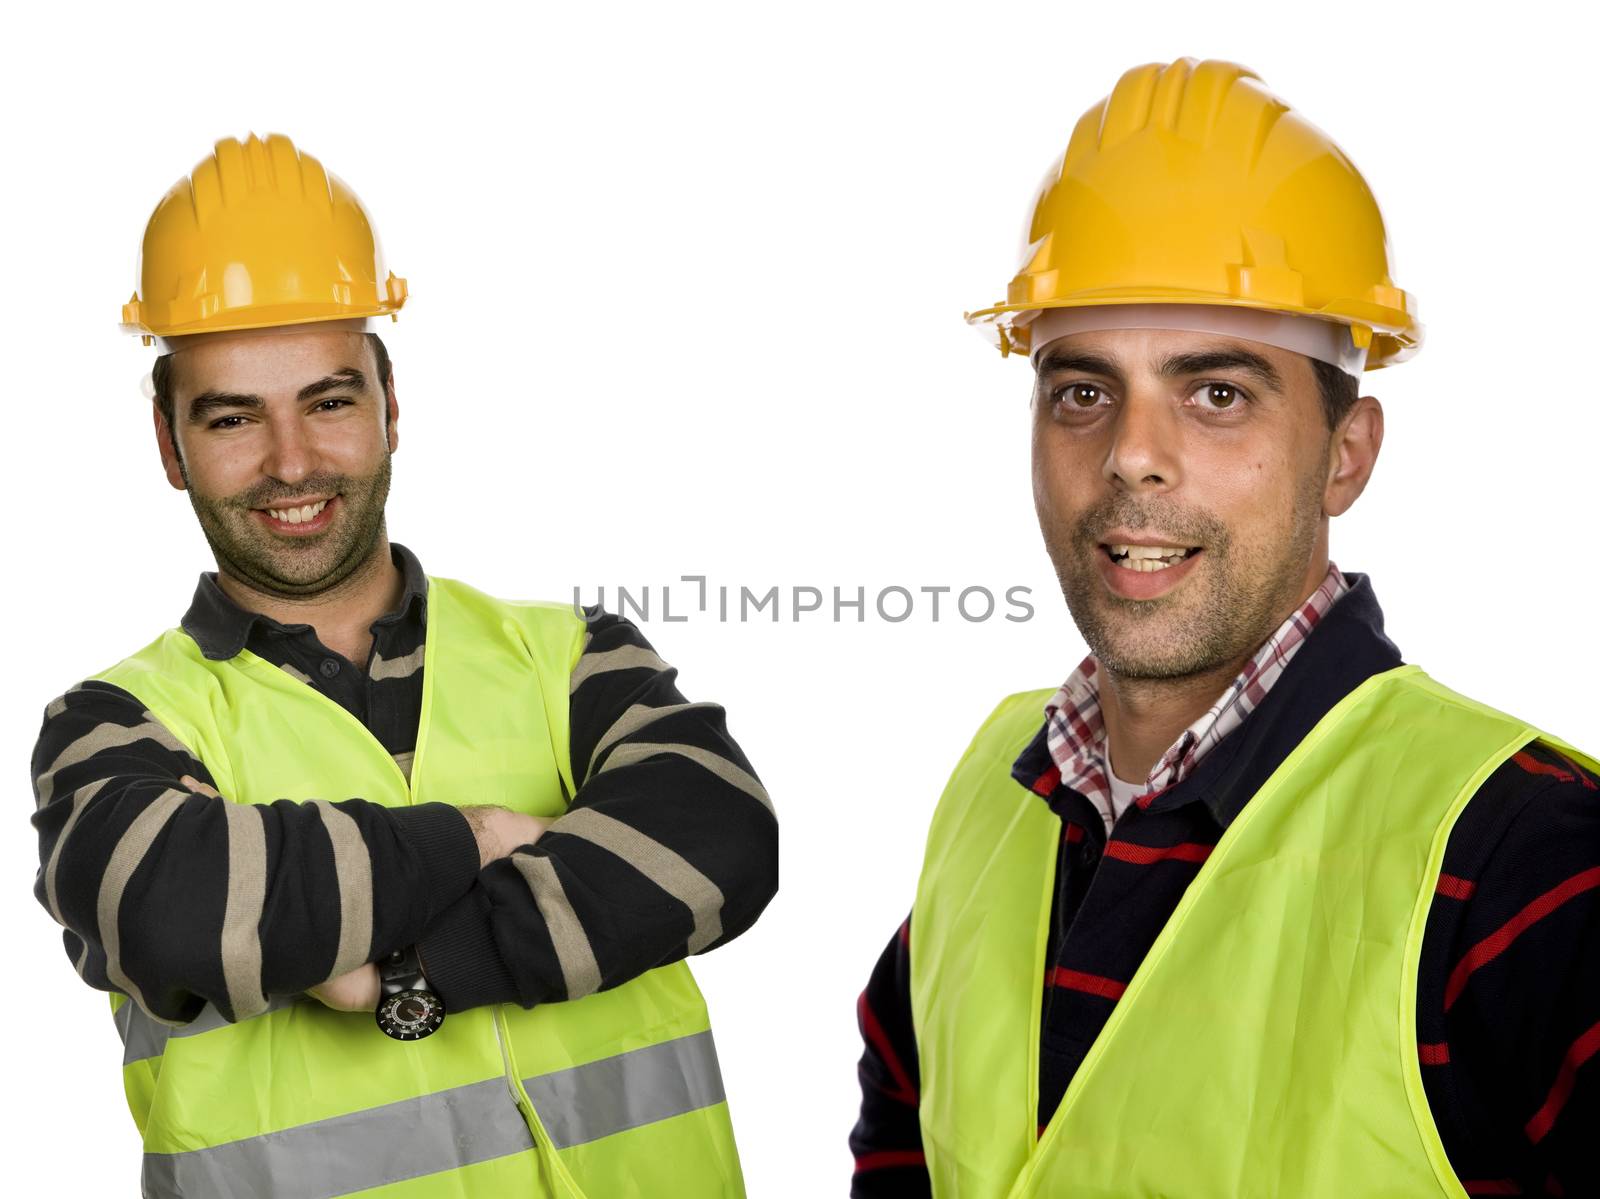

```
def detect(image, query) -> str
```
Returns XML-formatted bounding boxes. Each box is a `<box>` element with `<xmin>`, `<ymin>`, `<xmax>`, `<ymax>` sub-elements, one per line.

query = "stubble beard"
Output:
<box><xmin>1046</xmin><ymin>469</ymin><xmax>1326</xmax><ymax>683</ymax></box>
<box><xmin>180</xmin><ymin>451</ymin><xmax>393</xmax><ymax>600</ymax></box>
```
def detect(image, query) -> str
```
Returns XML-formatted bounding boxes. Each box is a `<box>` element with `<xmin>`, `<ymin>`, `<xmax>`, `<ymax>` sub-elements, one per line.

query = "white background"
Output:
<box><xmin>4</xmin><ymin>2</ymin><xmax>1597</xmax><ymax>1194</ymax></box>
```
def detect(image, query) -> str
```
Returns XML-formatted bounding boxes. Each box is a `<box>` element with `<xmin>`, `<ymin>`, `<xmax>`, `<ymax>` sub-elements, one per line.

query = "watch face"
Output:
<box><xmin>376</xmin><ymin>989</ymin><xmax>446</xmax><ymax>1040</ymax></box>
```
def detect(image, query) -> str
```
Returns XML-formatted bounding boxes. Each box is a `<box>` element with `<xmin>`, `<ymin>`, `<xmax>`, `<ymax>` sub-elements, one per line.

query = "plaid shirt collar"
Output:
<box><xmin>181</xmin><ymin>541</ymin><xmax>429</xmax><ymax>661</ymax></box>
<box><xmin>1041</xmin><ymin>561</ymin><xmax>1350</xmax><ymax>833</ymax></box>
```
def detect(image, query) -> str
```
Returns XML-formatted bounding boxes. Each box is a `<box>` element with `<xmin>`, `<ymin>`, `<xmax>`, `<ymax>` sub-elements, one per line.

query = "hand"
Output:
<box><xmin>308</xmin><ymin>962</ymin><xmax>381</xmax><ymax>1012</ymax></box>
<box><xmin>460</xmin><ymin>806</ymin><xmax>551</xmax><ymax>868</ymax></box>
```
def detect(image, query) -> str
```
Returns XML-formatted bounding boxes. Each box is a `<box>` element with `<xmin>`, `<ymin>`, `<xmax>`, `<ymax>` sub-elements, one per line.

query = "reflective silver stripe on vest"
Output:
<box><xmin>141</xmin><ymin>1075</ymin><xmax>534</xmax><ymax>1199</ymax></box>
<box><xmin>524</xmin><ymin>1028</ymin><xmax>726</xmax><ymax>1149</ymax></box>
<box><xmin>136</xmin><ymin>1029</ymin><xmax>725</xmax><ymax>1196</ymax></box>
<box><xmin>115</xmin><ymin>995</ymin><xmax>300</xmax><ymax>1067</ymax></box>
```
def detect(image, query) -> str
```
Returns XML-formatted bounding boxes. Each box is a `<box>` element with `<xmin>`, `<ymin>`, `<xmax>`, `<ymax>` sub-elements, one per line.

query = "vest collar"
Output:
<box><xmin>180</xmin><ymin>541</ymin><xmax>429</xmax><ymax>661</ymax></box>
<box><xmin>1012</xmin><ymin>572</ymin><xmax>1404</xmax><ymax>832</ymax></box>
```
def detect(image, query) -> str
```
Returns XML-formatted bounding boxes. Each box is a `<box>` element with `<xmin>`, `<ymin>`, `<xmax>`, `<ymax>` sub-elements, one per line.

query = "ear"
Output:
<box><xmin>385</xmin><ymin>373</ymin><xmax>400</xmax><ymax>454</ymax></box>
<box><xmin>154</xmin><ymin>401</ymin><xmax>186</xmax><ymax>491</ymax></box>
<box><xmin>1324</xmin><ymin>394</ymin><xmax>1383</xmax><ymax>518</ymax></box>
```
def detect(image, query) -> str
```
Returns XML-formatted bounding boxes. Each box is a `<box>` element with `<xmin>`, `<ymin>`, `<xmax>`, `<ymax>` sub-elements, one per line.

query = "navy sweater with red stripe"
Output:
<box><xmin>851</xmin><ymin>576</ymin><xmax>1599</xmax><ymax>1197</ymax></box>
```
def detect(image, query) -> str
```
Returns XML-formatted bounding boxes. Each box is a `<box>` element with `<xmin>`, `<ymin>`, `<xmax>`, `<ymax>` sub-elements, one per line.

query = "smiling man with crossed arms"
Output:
<box><xmin>31</xmin><ymin>134</ymin><xmax>776</xmax><ymax>1198</ymax></box>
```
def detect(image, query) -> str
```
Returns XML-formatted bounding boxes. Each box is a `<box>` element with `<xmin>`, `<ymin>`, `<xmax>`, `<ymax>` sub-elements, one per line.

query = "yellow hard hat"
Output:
<box><xmin>966</xmin><ymin>58</ymin><xmax>1421</xmax><ymax>369</ymax></box>
<box><xmin>121</xmin><ymin>134</ymin><xmax>407</xmax><ymax>345</ymax></box>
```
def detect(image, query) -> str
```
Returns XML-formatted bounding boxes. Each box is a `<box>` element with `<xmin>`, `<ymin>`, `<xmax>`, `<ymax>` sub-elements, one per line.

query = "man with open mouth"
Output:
<box><xmin>851</xmin><ymin>58</ymin><xmax>1598</xmax><ymax>1197</ymax></box>
<box><xmin>30</xmin><ymin>134</ymin><xmax>776</xmax><ymax>1198</ymax></box>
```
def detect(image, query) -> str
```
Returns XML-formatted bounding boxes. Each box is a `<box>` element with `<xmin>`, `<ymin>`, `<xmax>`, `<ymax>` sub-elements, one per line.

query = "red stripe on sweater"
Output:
<box><xmin>1524</xmin><ymin>1018</ymin><xmax>1600</xmax><ymax>1144</ymax></box>
<box><xmin>1031</xmin><ymin>765</ymin><xmax>1062</xmax><ymax>796</ymax></box>
<box><xmin>1548</xmin><ymin>749</ymin><xmax>1598</xmax><ymax>791</ymax></box>
<box><xmin>854</xmin><ymin>1150</ymin><xmax>927</xmax><ymax>1173</ymax></box>
<box><xmin>1135</xmin><ymin>784</ymin><xmax>1172</xmax><ymax>811</ymax></box>
<box><xmin>1461</xmin><ymin>1181</ymin><xmax>1521</xmax><ymax>1195</ymax></box>
<box><xmin>1062</xmin><ymin>821</ymin><xmax>1085</xmax><ymax>844</ymax></box>
<box><xmin>1513</xmin><ymin>751</ymin><xmax>1582</xmax><ymax>787</ymax></box>
<box><xmin>1445</xmin><ymin>867</ymin><xmax>1600</xmax><ymax>1011</ymax></box>
<box><xmin>1104</xmin><ymin>840</ymin><xmax>1213</xmax><ymax>866</ymax></box>
<box><xmin>856</xmin><ymin>991</ymin><xmax>918</xmax><ymax>1106</ymax></box>
<box><xmin>1436</xmin><ymin>873</ymin><xmax>1477</xmax><ymax>900</ymax></box>
<box><xmin>1048</xmin><ymin>966</ymin><xmax>1127</xmax><ymax>1000</ymax></box>
<box><xmin>1419</xmin><ymin>1041</ymin><xmax>1451</xmax><ymax>1066</ymax></box>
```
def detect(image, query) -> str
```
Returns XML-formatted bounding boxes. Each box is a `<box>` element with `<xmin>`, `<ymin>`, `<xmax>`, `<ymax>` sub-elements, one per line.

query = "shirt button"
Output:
<box><xmin>319</xmin><ymin>658</ymin><xmax>341</xmax><ymax>679</ymax></box>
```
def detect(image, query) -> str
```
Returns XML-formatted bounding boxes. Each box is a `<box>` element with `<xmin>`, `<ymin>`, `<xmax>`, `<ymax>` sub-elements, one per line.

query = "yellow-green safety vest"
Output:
<box><xmin>94</xmin><ymin>575</ymin><xmax>746</xmax><ymax>1199</ymax></box>
<box><xmin>910</xmin><ymin>664</ymin><xmax>1596</xmax><ymax>1199</ymax></box>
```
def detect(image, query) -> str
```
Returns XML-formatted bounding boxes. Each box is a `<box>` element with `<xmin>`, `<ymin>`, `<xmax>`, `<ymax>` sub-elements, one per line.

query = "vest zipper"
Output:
<box><xmin>493</xmin><ymin>1006</ymin><xmax>587</xmax><ymax>1198</ymax></box>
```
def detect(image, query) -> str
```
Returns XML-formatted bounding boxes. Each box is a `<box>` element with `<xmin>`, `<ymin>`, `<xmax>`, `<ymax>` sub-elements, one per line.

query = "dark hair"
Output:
<box><xmin>152</xmin><ymin>331</ymin><xmax>394</xmax><ymax>451</ymax></box>
<box><xmin>1310</xmin><ymin>357</ymin><xmax>1360</xmax><ymax>432</ymax></box>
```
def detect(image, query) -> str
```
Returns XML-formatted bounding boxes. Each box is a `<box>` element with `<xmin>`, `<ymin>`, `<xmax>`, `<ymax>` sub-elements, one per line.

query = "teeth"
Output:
<box><xmin>266</xmin><ymin>499</ymin><xmax>329</xmax><ymax>524</ymax></box>
<box><xmin>1109</xmin><ymin>544</ymin><xmax>1190</xmax><ymax>559</ymax></box>
<box><xmin>1107</xmin><ymin>543</ymin><xmax>1197</xmax><ymax>573</ymax></box>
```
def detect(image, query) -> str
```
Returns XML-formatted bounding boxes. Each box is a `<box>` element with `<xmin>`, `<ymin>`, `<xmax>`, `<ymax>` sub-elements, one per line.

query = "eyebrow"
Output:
<box><xmin>1034</xmin><ymin>344</ymin><xmax>1285</xmax><ymax>395</ymax></box>
<box><xmin>186</xmin><ymin>367</ymin><xmax>370</xmax><ymax>425</ymax></box>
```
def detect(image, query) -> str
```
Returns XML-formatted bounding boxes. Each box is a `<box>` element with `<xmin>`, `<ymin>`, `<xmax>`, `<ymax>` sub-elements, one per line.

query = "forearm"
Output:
<box><xmin>32</xmin><ymin>680</ymin><xmax>480</xmax><ymax>1022</ymax></box>
<box><xmin>419</xmin><ymin>609</ymin><xmax>779</xmax><ymax>1010</ymax></box>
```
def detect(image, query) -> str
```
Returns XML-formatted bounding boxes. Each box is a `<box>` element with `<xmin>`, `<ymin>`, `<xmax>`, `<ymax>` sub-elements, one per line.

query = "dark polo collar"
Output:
<box><xmin>180</xmin><ymin>541</ymin><xmax>429</xmax><ymax>662</ymax></box>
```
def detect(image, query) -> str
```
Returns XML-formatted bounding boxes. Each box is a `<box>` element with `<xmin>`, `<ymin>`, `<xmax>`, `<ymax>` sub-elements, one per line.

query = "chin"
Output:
<box><xmin>1079</xmin><ymin>602</ymin><xmax>1233</xmax><ymax>681</ymax></box>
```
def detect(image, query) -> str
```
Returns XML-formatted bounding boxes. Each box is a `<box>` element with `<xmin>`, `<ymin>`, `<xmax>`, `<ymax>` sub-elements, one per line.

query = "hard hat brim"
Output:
<box><xmin>965</xmin><ymin>293</ymin><xmax>1421</xmax><ymax>371</ymax></box>
<box><xmin>122</xmin><ymin>301</ymin><xmax>404</xmax><ymax>344</ymax></box>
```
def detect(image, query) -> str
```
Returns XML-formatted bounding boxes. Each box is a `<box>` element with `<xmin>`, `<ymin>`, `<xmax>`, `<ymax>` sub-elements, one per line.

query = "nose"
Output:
<box><xmin>1102</xmin><ymin>390</ymin><xmax>1181</xmax><ymax>493</ymax></box>
<box><xmin>260</xmin><ymin>411</ymin><xmax>317</xmax><ymax>486</ymax></box>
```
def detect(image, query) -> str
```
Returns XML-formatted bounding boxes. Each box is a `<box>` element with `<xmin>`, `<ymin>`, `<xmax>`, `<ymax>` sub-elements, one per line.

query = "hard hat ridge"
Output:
<box><xmin>197</xmin><ymin>134</ymin><xmax>326</xmax><ymax>215</ymax></box>
<box><xmin>1087</xmin><ymin>58</ymin><xmax>1268</xmax><ymax>153</ymax></box>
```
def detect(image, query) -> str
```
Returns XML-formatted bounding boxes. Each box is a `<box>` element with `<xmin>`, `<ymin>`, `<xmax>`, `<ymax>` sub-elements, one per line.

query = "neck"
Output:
<box><xmin>1098</xmin><ymin>657</ymin><xmax>1244</xmax><ymax>784</ymax></box>
<box><xmin>214</xmin><ymin>536</ymin><xmax>403</xmax><ymax>666</ymax></box>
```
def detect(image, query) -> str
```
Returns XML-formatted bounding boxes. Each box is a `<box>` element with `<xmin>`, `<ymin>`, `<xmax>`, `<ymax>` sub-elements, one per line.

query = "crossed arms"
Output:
<box><xmin>31</xmin><ymin>609</ymin><xmax>779</xmax><ymax>1024</ymax></box>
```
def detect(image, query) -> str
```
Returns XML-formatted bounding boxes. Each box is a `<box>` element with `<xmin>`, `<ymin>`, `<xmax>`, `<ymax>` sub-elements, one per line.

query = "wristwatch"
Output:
<box><xmin>374</xmin><ymin>945</ymin><xmax>446</xmax><ymax>1041</ymax></box>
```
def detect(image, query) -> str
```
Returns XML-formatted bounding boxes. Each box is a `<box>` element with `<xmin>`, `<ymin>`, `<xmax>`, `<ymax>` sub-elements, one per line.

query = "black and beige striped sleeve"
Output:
<box><xmin>31</xmin><ymin>679</ymin><xmax>481</xmax><ymax>1024</ymax></box>
<box><xmin>417</xmin><ymin>609</ymin><xmax>779</xmax><ymax>1010</ymax></box>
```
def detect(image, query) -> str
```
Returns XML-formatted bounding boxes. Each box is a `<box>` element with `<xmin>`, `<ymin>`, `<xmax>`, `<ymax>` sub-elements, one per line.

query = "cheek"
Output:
<box><xmin>294</xmin><ymin>420</ymin><xmax>384</xmax><ymax>472</ymax></box>
<box><xmin>1031</xmin><ymin>432</ymin><xmax>1087</xmax><ymax>523</ymax></box>
<box><xmin>1192</xmin><ymin>444</ymin><xmax>1301</xmax><ymax>538</ymax></box>
<box><xmin>183</xmin><ymin>439</ymin><xmax>258</xmax><ymax>494</ymax></box>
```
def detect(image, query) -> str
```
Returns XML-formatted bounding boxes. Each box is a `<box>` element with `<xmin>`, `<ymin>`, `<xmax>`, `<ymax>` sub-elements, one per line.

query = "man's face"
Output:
<box><xmin>1031</xmin><ymin>327</ymin><xmax>1343</xmax><ymax>682</ymax></box>
<box><xmin>157</xmin><ymin>330</ymin><xmax>398</xmax><ymax>598</ymax></box>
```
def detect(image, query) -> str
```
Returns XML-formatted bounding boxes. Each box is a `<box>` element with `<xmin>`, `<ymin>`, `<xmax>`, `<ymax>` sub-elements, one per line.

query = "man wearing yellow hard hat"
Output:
<box><xmin>851</xmin><ymin>59</ymin><xmax>1598</xmax><ymax>1197</ymax></box>
<box><xmin>30</xmin><ymin>133</ymin><xmax>776</xmax><ymax>1197</ymax></box>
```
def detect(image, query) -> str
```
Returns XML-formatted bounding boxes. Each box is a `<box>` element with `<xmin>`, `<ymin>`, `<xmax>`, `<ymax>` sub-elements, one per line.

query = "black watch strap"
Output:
<box><xmin>379</xmin><ymin>945</ymin><xmax>431</xmax><ymax>996</ymax></box>
<box><xmin>374</xmin><ymin>945</ymin><xmax>446</xmax><ymax>1041</ymax></box>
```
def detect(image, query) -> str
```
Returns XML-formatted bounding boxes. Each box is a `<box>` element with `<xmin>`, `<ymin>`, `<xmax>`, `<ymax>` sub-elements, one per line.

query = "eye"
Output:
<box><xmin>313</xmin><ymin>398</ymin><xmax>354</xmax><ymax>412</ymax></box>
<box><xmin>1192</xmin><ymin>382</ymin><xmax>1246</xmax><ymax>412</ymax></box>
<box><xmin>1053</xmin><ymin>383</ymin><xmax>1109</xmax><ymax>409</ymax></box>
<box><xmin>209</xmin><ymin>415</ymin><xmax>246</xmax><ymax>430</ymax></box>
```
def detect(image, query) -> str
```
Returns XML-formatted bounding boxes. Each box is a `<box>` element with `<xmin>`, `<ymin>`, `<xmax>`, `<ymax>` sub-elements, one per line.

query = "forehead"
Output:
<box><xmin>171</xmin><ymin>330</ymin><xmax>375</xmax><ymax>399</ymax></box>
<box><xmin>1032</xmin><ymin>326</ymin><xmax>1312</xmax><ymax>386</ymax></box>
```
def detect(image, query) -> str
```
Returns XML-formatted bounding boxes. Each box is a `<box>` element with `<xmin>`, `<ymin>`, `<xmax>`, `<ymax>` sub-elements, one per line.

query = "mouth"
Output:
<box><xmin>1094</xmin><ymin>539</ymin><xmax>1204</xmax><ymax>601</ymax></box>
<box><xmin>1101</xmin><ymin>543</ymin><xmax>1203</xmax><ymax>573</ymax></box>
<box><xmin>253</xmin><ymin>495</ymin><xmax>339</xmax><ymax>536</ymax></box>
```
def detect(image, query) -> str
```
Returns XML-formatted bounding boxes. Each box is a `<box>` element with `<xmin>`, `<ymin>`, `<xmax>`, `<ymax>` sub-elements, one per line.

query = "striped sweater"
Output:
<box><xmin>31</xmin><ymin>541</ymin><xmax>779</xmax><ymax>1026</ymax></box>
<box><xmin>851</xmin><ymin>573</ymin><xmax>1598</xmax><ymax>1196</ymax></box>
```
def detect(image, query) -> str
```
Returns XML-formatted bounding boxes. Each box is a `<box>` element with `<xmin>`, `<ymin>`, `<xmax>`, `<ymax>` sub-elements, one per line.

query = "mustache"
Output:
<box><xmin>228</xmin><ymin>476</ymin><xmax>349</xmax><ymax>510</ymax></box>
<box><xmin>1070</xmin><ymin>495</ymin><xmax>1229</xmax><ymax>551</ymax></box>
